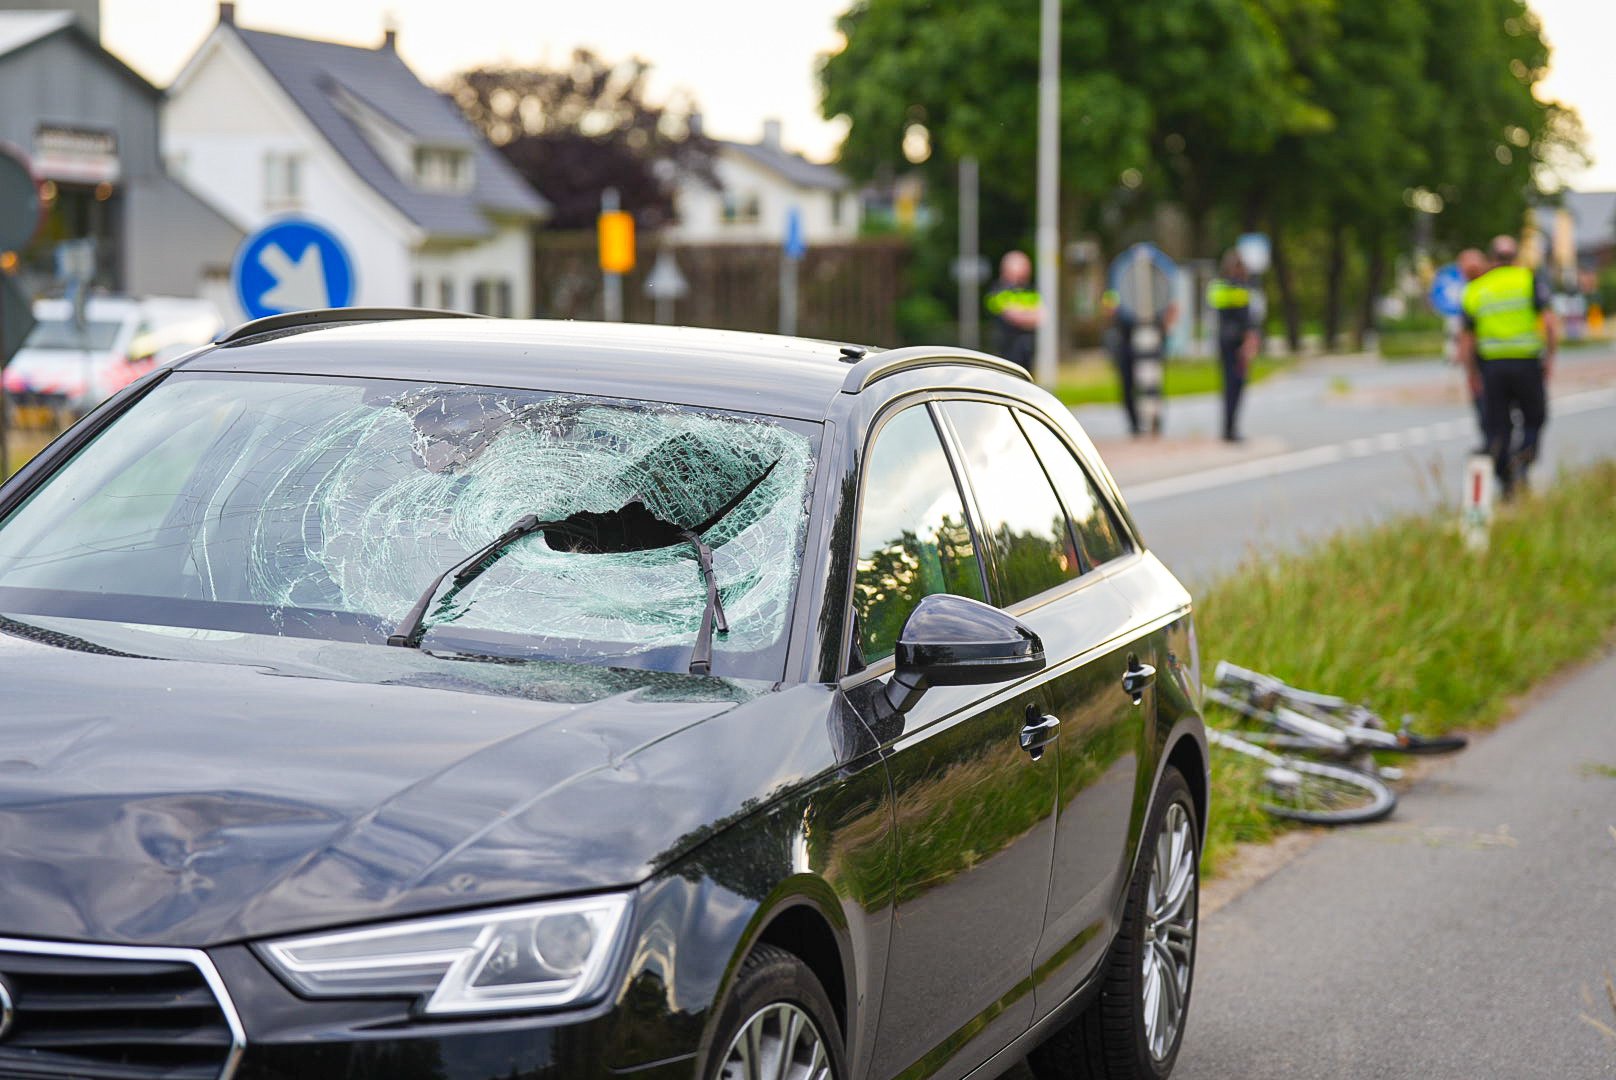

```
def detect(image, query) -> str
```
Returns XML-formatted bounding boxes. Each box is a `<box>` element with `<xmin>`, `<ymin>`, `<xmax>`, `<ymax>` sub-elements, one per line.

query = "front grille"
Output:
<box><xmin>0</xmin><ymin>941</ymin><xmax>241</xmax><ymax>1080</ymax></box>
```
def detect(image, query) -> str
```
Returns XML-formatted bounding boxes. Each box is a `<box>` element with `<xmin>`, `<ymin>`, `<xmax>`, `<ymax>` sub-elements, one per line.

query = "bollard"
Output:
<box><xmin>1461</xmin><ymin>453</ymin><xmax>1493</xmax><ymax>552</ymax></box>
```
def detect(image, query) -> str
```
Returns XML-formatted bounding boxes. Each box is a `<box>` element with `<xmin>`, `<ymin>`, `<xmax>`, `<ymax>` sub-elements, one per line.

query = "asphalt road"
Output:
<box><xmin>1173</xmin><ymin>648</ymin><xmax>1616</xmax><ymax>1079</ymax></box>
<box><xmin>1052</xmin><ymin>349</ymin><xmax>1616</xmax><ymax>1077</ymax></box>
<box><xmin>1073</xmin><ymin>347</ymin><xmax>1616</xmax><ymax>584</ymax></box>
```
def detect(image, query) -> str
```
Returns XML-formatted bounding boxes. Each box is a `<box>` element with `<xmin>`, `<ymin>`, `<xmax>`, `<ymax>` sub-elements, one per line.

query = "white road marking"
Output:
<box><xmin>1125</xmin><ymin>385</ymin><xmax>1616</xmax><ymax>506</ymax></box>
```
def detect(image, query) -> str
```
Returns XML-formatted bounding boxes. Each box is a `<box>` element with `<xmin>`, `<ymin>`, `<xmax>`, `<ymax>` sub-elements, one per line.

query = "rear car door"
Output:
<box><xmin>936</xmin><ymin>400</ymin><xmax>1151</xmax><ymax>1018</ymax></box>
<box><xmin>843</xmin><ymin>401</ymin><xmax>1058</xmax><ymax>1080</ymax></box>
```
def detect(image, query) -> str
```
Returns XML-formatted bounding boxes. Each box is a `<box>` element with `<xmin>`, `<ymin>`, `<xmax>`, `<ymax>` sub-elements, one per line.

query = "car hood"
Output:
<box><xmin>0</xmin><ymin>614</ymin><xmax>842</xmax><ymax>947</ymax></box>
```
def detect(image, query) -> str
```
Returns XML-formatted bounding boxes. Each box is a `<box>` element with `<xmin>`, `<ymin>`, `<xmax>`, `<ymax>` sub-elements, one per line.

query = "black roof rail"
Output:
<box><xmin>839</xmin><ymin>345</ymin><xmax>1033</xmax><ymax>393</ymax></box>
<box><xmin>214</xmin><ymin>307</ymin><xmax>489</xmax><ymax>346</ymax></box>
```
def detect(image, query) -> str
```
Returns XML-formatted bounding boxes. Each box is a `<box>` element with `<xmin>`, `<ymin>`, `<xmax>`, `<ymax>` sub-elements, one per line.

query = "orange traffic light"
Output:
<box><xmin>598</xmin><ymin>211</ymin><xmax>635</xmax><ymax>274</ymax></box>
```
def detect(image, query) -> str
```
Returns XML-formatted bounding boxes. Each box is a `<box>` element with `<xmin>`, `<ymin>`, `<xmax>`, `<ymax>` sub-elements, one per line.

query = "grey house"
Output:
<box><xmin>0</xmin><ymin>9</ymin><xmax>241</xmax><ymax>299</ymax></box>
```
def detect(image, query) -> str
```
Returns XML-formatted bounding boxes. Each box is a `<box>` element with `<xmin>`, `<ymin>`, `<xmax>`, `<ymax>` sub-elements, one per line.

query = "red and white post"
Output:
<box><xmin>1462</xmin><ymin>454</ymin><xmax>1494</xmax><ymax>552</ymax></box>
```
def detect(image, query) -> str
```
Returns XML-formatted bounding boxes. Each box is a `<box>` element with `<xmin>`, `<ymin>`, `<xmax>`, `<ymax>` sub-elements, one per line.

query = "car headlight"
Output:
<box><xmin>258</xmin><ymin>894</ymin><xmax>633</xmax><ymax>1015</ymax></box>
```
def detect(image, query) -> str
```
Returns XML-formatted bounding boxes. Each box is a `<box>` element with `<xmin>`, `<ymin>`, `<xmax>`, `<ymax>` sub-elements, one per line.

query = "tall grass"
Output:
<box><xmin>1196</xmin><ymin>460</ymin><xmax>1616</xmax><ymax>869</ymax></box>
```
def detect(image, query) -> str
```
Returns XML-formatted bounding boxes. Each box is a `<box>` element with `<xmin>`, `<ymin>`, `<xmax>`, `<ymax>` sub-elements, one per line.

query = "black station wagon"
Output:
<box><xmin>0</xmin><ymin>311</ymin><xmax>1207</xmax><ymax>1080</ymax></box>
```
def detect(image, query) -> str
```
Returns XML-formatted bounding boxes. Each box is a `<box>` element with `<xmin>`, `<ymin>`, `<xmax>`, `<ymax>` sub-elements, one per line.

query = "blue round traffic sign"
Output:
<box><xmin>233</xmin><ymin>218</ymin><xmax>355</xmax><ymax>320</ymax></box>
<box><xmin>1430</xmin><ymin>263</ymin><xmax>1465</xmax><ymax>318</ymax></box>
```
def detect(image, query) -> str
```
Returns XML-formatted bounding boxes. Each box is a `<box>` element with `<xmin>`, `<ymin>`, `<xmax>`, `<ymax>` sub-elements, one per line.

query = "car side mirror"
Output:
<box><xmin>885</xmin><ymin>594</ymin><xmax>1046</xmax><ymax>714</ymax></box>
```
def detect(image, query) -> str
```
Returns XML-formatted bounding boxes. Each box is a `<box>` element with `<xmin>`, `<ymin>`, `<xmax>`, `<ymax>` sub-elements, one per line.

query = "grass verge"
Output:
<box><xmin>1195</xmin><ymin>460</ymin><xmax>1616</xmax><ymax>871</ymax></box>
<box><xmin>1053</xmin><ymin>356</ymin><xmax>1288</xmax><ymax>407</ymax></box>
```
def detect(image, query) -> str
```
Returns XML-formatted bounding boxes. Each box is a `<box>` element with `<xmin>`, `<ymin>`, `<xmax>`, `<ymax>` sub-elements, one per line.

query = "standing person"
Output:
<box><xmin>1459</xmin><ymin>234</ymin><xmax>1557</xmax><ymax>498</ymax></box>
<box><xmin>984</xmin><ymin>250</ymin><xmax>1042</xmax><ymax>373</ymax></box>
<box><xmin>1206</xmin><ymin>251</ymin><xmax>1261</xmax><ymax>443</ymax></box>
<box><xmin>1106</xmin><ymin>243</ymin><xmax>1180</xmax><ymax>436</ymax></box>
<box><xmin>1455</xmin><ymin>247</ymin><xmax>1490</xmax><ymax>452</ymax></box>
<box><xmin>1100</xmin><ymin>287</ymin><xmax>1140</xmax><ymax>434</ymax></box>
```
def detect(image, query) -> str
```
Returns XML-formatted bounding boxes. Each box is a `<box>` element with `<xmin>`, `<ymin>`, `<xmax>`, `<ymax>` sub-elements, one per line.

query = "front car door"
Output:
<box><xmin>841</xmin><ymin>400</ymin><xmax>1058</xmax><ymax>1080</ymax></box>
<box><xmin>934</xmin><ymin>399</ymin><xmax>1155</xmax><ymax>1018</ymax></box>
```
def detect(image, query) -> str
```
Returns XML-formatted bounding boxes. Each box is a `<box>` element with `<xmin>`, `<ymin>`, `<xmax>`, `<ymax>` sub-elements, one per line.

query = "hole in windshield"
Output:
<box><xmin>0</xmin><ymin>373</ymin><xmax>818</xmax><ymax>679</ymax></box>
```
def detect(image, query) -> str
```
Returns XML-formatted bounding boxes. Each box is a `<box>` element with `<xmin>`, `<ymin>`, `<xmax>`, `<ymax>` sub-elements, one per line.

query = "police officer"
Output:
<box><xmin>984</xmin><ymin>251</ymin><xmax>1041</xmax><ymax>372</ymax></box>
<box><xmin>1206</xmin><ymin>251</ymin><xmax>1260</xmax><ymax>442</ymax></box>
<box><xmin>1459</xmin><ymin>234</ymin><xmax>1558</xmax><ymax>498</ymax></box>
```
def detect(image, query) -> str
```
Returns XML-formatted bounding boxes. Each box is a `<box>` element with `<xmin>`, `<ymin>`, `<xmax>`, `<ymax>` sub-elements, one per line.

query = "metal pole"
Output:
<box><xmin>779</xmin><ymin>255</ymin><xmax>799</xmax><ymax>337</ymax></box>
<box><xmin>1033</xmin><ymin>0</ymin><xmax>1060</xmax><ymax>387</ymax></box>
<box><xmin>959</xmin><ymin>156</ymin><xmax>980</xmax><ymax>350</ymax></box>
<box><xmin>601</xmin><ymin>187</ymin><xmax>623</xmax><ymax>323</ymax></box>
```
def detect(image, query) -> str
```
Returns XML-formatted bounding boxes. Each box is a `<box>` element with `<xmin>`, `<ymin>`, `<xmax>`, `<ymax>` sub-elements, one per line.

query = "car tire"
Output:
<box><xmin>1029</xmin><ymin>766</ymin><xmax>1199</xmax><ymax>1080</ymax></box>
<box><xmin>707</xmin><ymin>943</ymin><xmax>846</xmax><ymax>1080</ymax></box>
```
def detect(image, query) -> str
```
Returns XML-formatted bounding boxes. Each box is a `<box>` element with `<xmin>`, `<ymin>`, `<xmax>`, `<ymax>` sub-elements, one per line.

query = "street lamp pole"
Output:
<box><xmin>1033</xmin><ymin>0</ymin><xmax>1060</xmax><ymax>387</ymax></box>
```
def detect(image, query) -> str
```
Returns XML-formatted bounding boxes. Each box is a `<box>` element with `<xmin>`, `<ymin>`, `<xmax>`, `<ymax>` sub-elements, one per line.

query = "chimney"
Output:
<box><xmin>381</xmin><ymin>13</ymin><xmax>398</xmax><ymax>49</ymax></box>
<box><xmin>762</xmin><ymin>118</ymin><xmax>782</xmax><ymax>150</ymax></box>
<box><xmin>688</xmin><ymin>112</ymin><xmax>703</xmax><ymax>138</ymax></box>
<box><xmin>218</xmin><ymin>1</ymin><xmax>235</xmax><ymax>25</ymax></box>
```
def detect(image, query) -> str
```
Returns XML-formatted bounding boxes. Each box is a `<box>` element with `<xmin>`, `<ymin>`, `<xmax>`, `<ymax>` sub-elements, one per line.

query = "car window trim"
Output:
<box><xmin>836</xmin><ymin>393</ymin><xmax>992</xmax><ymax>681</ymax></box>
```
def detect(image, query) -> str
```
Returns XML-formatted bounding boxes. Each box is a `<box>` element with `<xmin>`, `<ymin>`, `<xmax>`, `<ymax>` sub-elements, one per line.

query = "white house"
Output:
<box><xmin>670</xmin><ymin>120</ymin><xmax>857</xmax><ymax>245</ymax></box>
<box><xmin>163</xmin><ymin>3</ymin><xmax>547</xmax><ymax>321</ymax></box>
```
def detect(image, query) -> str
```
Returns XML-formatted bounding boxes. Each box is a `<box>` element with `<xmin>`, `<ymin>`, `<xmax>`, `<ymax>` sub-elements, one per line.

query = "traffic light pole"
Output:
<box><xmin>602</xmin><ymin>187</ymin><xmax>623</xmax><ymax>323</ymax></box>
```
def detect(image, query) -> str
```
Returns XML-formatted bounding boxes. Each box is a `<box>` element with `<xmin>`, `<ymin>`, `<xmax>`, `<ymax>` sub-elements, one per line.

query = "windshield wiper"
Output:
<box><xmin>386</xmin><ymin>462</ymin><xmax>779</xmax><ymax>669</ymax></box>
<box><xmin>387</xmin><ymin>513</ymin><xmax>556</xmax><ymax>647</ymax></box>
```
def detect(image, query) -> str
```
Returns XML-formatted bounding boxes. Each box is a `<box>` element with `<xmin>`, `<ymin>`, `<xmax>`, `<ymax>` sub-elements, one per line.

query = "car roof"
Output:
<box><xmin>179</xmin><ymin>318</ymin><xmax>985</xmax><ymax>421</ymax></box>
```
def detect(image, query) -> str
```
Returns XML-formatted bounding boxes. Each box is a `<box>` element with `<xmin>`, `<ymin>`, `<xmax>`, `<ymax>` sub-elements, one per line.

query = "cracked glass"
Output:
<box><xmin>0</xmin><ymin>373</ymin><xmax>819</xmax><ymax>679</ymax></box>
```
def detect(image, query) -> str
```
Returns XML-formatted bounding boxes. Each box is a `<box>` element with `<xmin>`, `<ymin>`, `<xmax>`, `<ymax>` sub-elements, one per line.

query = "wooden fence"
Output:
<box><xmin>531</xmin><ymin>233</ymin><xmax>910</xmax><ymax>346</ymax></box>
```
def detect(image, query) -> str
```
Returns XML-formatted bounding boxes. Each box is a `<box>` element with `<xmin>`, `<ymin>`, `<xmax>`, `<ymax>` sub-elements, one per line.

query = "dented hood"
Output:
<box><xmin>0</xmin><ymin>615</ymin><xmax>839</xmax><ymax>947</ymax></box>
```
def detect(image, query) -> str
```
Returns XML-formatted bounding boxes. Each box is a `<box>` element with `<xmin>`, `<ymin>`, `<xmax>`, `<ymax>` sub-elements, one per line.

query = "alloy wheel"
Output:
<box><xmin>1140</xmin><ymin>801</ymin><xmax>1196</xmax><ymax>1061</ymax></box>
<box><xmin>718</xmin><ymin>1002</ymin><xmax>834</xmax><ymax>1080</ymax></box>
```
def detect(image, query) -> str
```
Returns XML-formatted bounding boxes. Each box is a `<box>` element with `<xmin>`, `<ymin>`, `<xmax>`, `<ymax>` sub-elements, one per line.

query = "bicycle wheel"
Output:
<box><xmin>1258</xmin><ymin>759</ymin><xmax>1396</xmax><ymax>825</ymax></box>
<box><xmin>1393</xmin><ymin>731</ymin><xmax>1468</xmax><ymax>754</ymax></box>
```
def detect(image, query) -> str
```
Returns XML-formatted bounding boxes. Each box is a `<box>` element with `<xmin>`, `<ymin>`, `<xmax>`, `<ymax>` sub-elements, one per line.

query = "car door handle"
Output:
<box><xmin>1122</xmin><ymin>660</ymin><xmax>1156</xmax><ymax>706</ymax></box>
<box><xmin>1019</xmin><ymin>713</ymin><xmax>1060</xmax><ymax>760</ymax></box>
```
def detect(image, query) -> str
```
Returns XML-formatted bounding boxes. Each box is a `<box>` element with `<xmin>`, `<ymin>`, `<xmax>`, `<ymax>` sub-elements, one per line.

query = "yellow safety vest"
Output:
<box><xmin>1461</xmin><ymin>265</ymin><xmax>1543</xmax><ymax>360</ymax></box>
<box><xmin>1206</xmin><ymin>278</ymin><xmax>1250</xmax><ymax>311</ymax></box>
<box><xmin>986</xmin><ymin>287</ymin><xmax>1040</xmax><ymax>316</ymax></box>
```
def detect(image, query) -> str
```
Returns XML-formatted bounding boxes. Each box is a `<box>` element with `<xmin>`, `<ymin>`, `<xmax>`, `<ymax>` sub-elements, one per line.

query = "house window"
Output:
<box><xmin>831</xmin><ymin>192</ymin><xmax>844</xmax><ymax>227</ymax></box>
<box><xmin>414</xmin><ymin>147</ymin><xmax>472</xmax><ymax>193</ymax></box>
<box><xmin>411</xmin><ymin>277</ymin><xmax>424</xmax><ymax>307</ymax></box>
<box><xmin>721</xmin><ymin>192</ymin><xmax>761</xmax><ymax>225</ymax></box>
<box><xmin>472</xmin><ymin>278</ymin><xmax>513</xmax><ymax>317</ymax></box>
<box><xmin>439</xmin><ymin>278</ymin><xmax>454</xmax><ymax>309</ymax></box>
<box><xmin>264</xmin><ymin>152</ymin><xmax>302</xmax><ymax>210</ymax></box>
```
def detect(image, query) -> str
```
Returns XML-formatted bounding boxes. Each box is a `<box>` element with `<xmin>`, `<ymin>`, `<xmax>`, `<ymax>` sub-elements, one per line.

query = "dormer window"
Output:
<box><xmin>414</xmin><ymin>147</ymin><xmax>472</xmax><ymax>192</ymax></box>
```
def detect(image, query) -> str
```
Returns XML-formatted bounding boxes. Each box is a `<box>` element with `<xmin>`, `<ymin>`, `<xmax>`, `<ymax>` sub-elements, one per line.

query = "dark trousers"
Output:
<box><xmin>1480</xmin><ymin>358</ymin><xmax>1547</xmax><ymax>492</ymax></box>
<box><xmin>995</xmin><ymin>327</ymin><xmax>1035</xmax><ymax>372</ymax></box>
<box><xmin>1111</xmin><ymin>324</ymin><xmax>1140</xmax><ymax>434</ymax></box>
<box><xmin>1218</xmin><ymin>335</ymin><xmax>1246</xmax><ymax>440</ymax></box>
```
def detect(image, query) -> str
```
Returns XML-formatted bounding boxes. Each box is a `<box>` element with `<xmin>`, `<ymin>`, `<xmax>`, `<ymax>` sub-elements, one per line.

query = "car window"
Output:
<box><xmin>0</xmin><ymin>373</ymin><xmax>819</xmax><ymax>680</ymax></box>
<box><xmin>851</xmin><ymin>404</ymin><xmax>986</xmax><ymax>669</ymax></box>
<box><xmin>1017</xmin><ymin>412</ymin><xmax>1133</xmax><ymax>567</ymax></box>
<box><xmin>939</xmin><ymin>400</ymin><xmax>1081</xmax><ymax>604</ymax></box>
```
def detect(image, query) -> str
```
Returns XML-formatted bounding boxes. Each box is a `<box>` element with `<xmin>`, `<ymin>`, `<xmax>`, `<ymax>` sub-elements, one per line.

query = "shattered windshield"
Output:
<box><xmin>0</xmin><ymin>373</ymin><xmax>818</xmax><ymax>679</ymax></box>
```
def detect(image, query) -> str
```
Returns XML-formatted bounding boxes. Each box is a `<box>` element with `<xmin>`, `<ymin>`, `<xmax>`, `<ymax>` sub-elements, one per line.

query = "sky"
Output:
<box><xmin>101</xmin><ymin>0</ymin><xmax>1616</xmax><ymax>189</ymax></box>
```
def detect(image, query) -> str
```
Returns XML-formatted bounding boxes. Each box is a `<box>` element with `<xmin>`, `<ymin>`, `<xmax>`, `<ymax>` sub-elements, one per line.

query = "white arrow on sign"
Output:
<box><xmin>259</xmin><ymin>241</ymin><xmax>329</xmax><ymax>311</ymax></box>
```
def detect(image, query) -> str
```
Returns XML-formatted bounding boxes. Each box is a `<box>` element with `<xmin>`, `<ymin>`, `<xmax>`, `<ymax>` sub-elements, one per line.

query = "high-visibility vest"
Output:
<box><xmin>1206</xmin><ymin>278</ymin><xmax>1250</xmax><ymax>311</ymax></box>
<box><xmin>985</xmin><ymin>287</ymin><xmax>1040</xmax><ymax>316</ymax></box>
<box><xmin>1462</xmin><ymin>265</ymin><xmax>1543</xmax><ymax>360</ymax></box>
